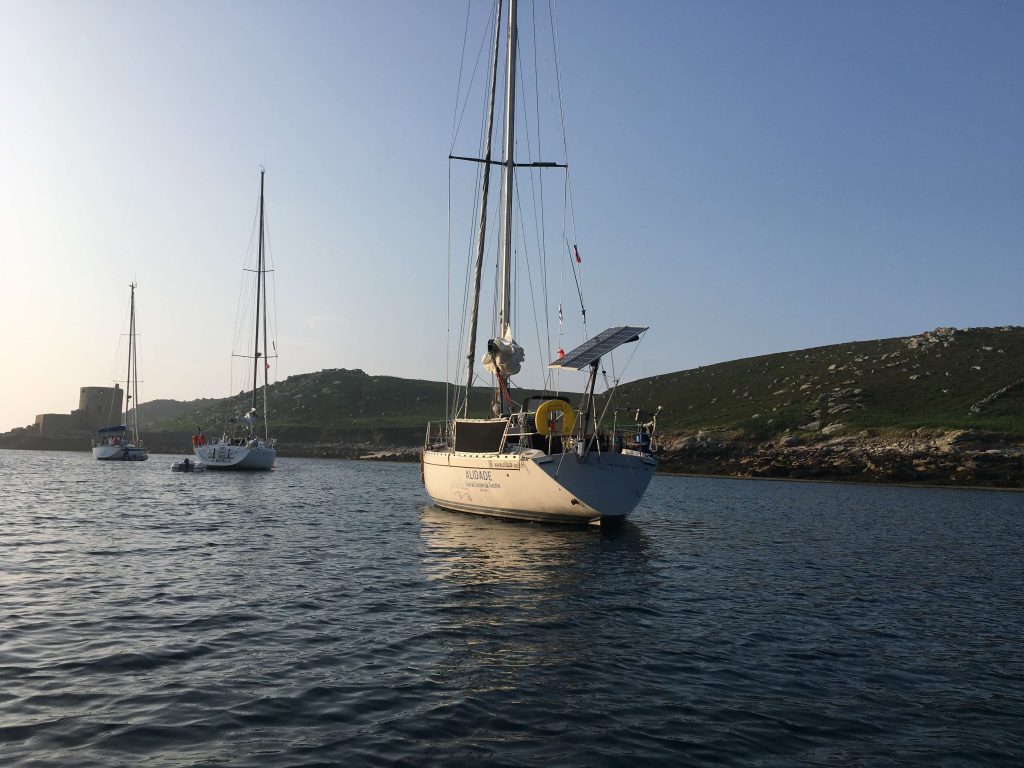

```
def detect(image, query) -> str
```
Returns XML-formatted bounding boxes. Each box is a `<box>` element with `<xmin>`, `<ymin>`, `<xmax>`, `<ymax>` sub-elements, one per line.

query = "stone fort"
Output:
<box><xmin>35</xmin><ymin>385</ymin><xmax>124</xmax><ymax>436</ymax></box>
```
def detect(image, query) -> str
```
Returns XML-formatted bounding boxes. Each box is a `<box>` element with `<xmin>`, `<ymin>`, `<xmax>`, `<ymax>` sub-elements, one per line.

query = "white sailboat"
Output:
<box><xmin>92</xmin><ymin>282</ymin><xmax>148</xmax><ymax>461</ymax></box>
<box><xmin>421</xmin><ymin>0</ymin><xmax>659</xmax><ymax>525</ymax></box>
<box><xmin>196</xmin><ymin>169</ymin><xmax>277</xmax><ymax>471</ymax></box>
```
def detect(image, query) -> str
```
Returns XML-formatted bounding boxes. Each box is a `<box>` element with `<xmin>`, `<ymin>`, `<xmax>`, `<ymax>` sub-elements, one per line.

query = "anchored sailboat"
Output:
<box><xmin>421</xmin><ymin>0</ymin><xmax>659</xmax><ymax>524</ymax></box>
<box><xmin>196</xmin><ymin>169</ymin><xmax>277</xmax><ymax>470</ymax></box>
<box><xmin>92</xmin><ymin>282</ymin><xmax>148</xmax><ymax>461</ymax></box>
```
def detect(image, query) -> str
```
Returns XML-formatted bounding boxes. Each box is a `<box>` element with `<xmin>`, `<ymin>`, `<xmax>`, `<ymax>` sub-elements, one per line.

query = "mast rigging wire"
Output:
<box><xmin>449</xmin><ymin>0</ymin><xmax>500</xmax><ymax>157</ymax></box>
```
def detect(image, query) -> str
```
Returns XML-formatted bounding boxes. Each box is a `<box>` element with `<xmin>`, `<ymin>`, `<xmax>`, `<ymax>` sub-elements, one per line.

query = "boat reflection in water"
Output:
<box><xmin>417</xmin><ymin>505</ymin><xmax>655</xmax><ymax>676</ymax></box>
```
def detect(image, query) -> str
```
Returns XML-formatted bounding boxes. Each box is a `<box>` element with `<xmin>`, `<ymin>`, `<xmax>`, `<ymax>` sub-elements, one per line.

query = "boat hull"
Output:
<box><xmin>93</xmin><ymin>445</ymin><xmax>148</xmax><ymax>461</ymax></box>
<box><xmin>195</xmin><ymin>443</ymin><xmax>276</xmax><ymax>470</ymax></box>
<box><xmin>422</xmin><ymin>448</ymin><xmax>656</xmax><ymax>524</ymax></box>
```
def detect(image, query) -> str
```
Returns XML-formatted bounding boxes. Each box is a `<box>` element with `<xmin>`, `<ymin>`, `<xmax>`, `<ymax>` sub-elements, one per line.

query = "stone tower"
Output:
<box><xmin>34</xmin><ymin>384</ymin><xmax>124</xmax><ymax>435</ymax></box>
<box><xmin>78</xmin><ymin>384</ymin><xmax>123</xmax><ymax>431</ymax></box>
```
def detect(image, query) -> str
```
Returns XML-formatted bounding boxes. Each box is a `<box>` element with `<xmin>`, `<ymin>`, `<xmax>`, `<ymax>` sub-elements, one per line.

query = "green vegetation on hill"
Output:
<box><xmin>133</xmin><ymin>398</ymin><xmax>222</xmax><ymax>428</ymax></box>
<box><xmin>149</xmin><ymin>368</ymin><xmax>496</xmax><ymax>435</ymax></box>
<box><xmin>144</xmin><ymin>327</ymin><xmax>1024</xmax><ymax>443</ymax></box>
<box><xmin>614</xmin><ymin>326</ymin><xmax>1024</xmax><ymax>438</ymax></box>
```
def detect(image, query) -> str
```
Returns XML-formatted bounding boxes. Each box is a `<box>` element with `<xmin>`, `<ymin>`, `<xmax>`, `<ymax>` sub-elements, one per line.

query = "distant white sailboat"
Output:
<box><xmin>421</xmin><ymin>0</ymin><xmax>659</xmax><ymax>525</ymax></box>
<box><xmin>92</xmin><ymin>282</ymin><xmax>148</xmax><ymax>461</ymax></box>
<box><xmin>196</xmin><ymin>169</ymin><xmax>277</xmax><ymax>471</ymax></box>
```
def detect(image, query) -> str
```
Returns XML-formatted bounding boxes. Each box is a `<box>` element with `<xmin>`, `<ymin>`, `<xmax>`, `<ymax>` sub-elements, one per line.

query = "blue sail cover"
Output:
<box><xmin>96</xmin><ymin>425</ymin><xmax>127</xmax><ymax>434</ymax></box>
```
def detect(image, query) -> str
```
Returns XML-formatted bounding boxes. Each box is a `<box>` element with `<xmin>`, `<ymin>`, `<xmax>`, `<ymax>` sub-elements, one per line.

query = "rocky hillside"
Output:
<box><xmin>614</xmin><ymin>326</ymin><xmax>1024</xmax><ymax>439</ymax></box>
<box><xmin>610</xmin><ymin>326</ymin><xmax>1024</xmax><ymax>488</ymax></box>
<box><xmin>132</xmin><ymin>326</ymin><xmax>1024</xmax><ymax>446</ymax></box>
<box><xmin>8</xmin><ymin>327</ymin><xmax>1020</xmax><ymax>484</ymax></box>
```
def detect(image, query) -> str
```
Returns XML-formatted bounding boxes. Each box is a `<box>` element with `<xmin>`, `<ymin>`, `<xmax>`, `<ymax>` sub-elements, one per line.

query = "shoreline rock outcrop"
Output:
<box><xmin>5</xmin><ymin>426</ymin><xmax>1020</xmax><ymax>489</ymax></box>
<box><xmin>655</xmin><ymin>430</ymin><xmax>1023</xmax><ymax>489</ymax></box>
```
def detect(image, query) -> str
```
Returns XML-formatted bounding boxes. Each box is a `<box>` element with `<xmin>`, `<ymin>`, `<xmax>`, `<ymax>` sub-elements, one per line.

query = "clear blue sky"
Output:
<box><xmin>1</xmin><ymin>0</ymin><xmax>1021</xmax><ymax>432</ymax></box>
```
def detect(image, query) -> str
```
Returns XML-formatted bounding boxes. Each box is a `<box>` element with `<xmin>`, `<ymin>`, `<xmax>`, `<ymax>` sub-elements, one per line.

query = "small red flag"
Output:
<box><xmin>265</xmin><ymin>362</ymin><xmax>270</xmax><ymax>370</ymax></box>
<box><xmin>574</xmin><ymin>245</ymin><xmax>582</xmax><ymax>264</ymax></box>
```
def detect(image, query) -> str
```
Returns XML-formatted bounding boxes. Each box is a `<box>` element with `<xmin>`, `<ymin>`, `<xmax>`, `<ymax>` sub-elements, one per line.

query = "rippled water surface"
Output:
<box><xmin>2</xmin><ymin>450</ymin><xmax>1022</xmax><ymax>766</ymax></box>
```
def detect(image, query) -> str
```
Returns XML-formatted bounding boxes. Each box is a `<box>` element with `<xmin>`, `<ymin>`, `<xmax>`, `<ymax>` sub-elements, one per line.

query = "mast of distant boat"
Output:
<box><xmin>260</xmin><ymin>171</ymin><xmax>270</xmax><ymax>440</ymax></box>
<box><xmin>127</xmin><ymin>282</ymin><xmax>139</xmax><ymax>445</ymax></box>
<box><xmin>251</xmin><ymin>168</ymin><xmax>269</xmax><ymax>440</ymax></box>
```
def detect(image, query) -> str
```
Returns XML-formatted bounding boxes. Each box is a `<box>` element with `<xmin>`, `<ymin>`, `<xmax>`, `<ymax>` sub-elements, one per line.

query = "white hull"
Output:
<box><xmin>93</xmin><ymin>444</ymin><xmax>148</xmax><ymax>461</ymax></box>
<box><xmin>195</xmin><ymin>443</ymin><xmax>275</xmax><ymax>470</ymax></box>
<box><xmin>422</xmin><ymin>448</ymin><xmax>656</xmax><ymax>524</ymax></box>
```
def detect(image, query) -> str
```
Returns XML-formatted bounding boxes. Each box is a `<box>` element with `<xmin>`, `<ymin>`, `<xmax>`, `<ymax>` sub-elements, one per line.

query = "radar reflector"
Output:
<box><xmin>548</xmin><ymin>326</ymin><xmax>648</xmax><ymax>370</ymax></box>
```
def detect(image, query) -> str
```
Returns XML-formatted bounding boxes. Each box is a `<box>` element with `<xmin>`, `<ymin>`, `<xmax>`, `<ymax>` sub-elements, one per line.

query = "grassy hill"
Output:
<box><xmin>148</xmin><ymin>368</ymin><xmax>499</xmax><ymax>436</ymax></box>
<box><xmin>614</xmin><ymin>326</ymin><xmax>1024</xmax><ymax>439</ymax></box>
<box><xmin>132</xmin><ymin>397</ymin><xmax>222</xmax><ymax>428</ymax></box>
<box><xmin>141</xmin><ymin>327</ymin><xmax>1024</xmax><ymax>446</ymax></box>
<box><xmin>6</xmin><ymin>326</ymin><xmax>1015</xmax><ymax>480</ymax></box>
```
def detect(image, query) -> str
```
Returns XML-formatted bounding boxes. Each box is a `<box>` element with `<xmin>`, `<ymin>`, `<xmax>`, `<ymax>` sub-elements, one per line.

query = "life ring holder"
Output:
<box><xmin>534</xmin><ymin>399</ymin><xmax>575</xmax><ymax>437</ymax></box>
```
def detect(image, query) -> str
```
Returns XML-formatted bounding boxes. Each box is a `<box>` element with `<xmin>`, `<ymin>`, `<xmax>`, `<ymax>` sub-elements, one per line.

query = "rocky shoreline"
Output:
<box><xmin>4</xmin><ymin>429</ymin><xmax>1022</xmax><ymax>489</ymax></box>
<box><xmin>656</xmin><ymin>430</ymin><xmax>1024</xmax><ymax>489</ymax></box>
<box><xmin>281</xmin><ymin>429</ymin><xmax>1024</xmax><ymax>489</ymax></box>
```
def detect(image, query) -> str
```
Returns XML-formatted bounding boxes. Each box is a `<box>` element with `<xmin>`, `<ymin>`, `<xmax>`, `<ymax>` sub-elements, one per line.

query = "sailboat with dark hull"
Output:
<box><xmin>421</xmin><ymin>0</ymin><xmax>658</xmax><ymax>525</ymax></box>
<box><xmin>92</xmin><ymin>282</ymin><xmax>148</xmax><ymax>461</ymax></box>
<box><xmin>196</xmin><ymin>169</ymin><xmax>277</xmax><ymax>471</ymax></box>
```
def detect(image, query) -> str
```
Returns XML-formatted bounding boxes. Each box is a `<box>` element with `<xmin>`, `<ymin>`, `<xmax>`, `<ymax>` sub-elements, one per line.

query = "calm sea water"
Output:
<box><xmin>1</xmin><ymin>450</ymin><xmax>1021</xmax><ymax>767</ymax></box>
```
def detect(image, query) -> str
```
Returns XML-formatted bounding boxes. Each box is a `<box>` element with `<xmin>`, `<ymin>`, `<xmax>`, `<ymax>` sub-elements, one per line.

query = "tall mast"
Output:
<box><xmin>498</xmin><ymin>0</ymin><xmax>517</xmax><ymax>339</ymax></box>
<box><xmin>463</xmin><ymin>0</ymin><xmax>504</xmax><ymax>416</ymax></box>
<box><xmin>261</xmin><ymin>172</ymin><xmax>270</xmax><ymax>439</ymax></box>
<box><xmin>127</xmin><ymin>282</ymin><xmax>137</xmax><ymax>443</ymax></box>
<box><xmin>252</xmin><ymin>168</ymin><xmax>265</xmax><ymax>419</ymax></box>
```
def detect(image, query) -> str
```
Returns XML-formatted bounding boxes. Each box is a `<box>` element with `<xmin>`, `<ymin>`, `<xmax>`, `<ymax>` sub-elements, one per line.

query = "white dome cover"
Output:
<box><xmin>482</xmin><ymin>331</ymin><xmax>524</xmax><ymax>376</ymax></box>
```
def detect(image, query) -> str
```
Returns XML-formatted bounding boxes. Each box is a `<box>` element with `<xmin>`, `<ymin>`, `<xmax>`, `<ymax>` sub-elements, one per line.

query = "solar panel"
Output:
<box><xmin>548</xmin><ymin>326</ymin><xmax>648</xmax><ymax>370</ymax></box>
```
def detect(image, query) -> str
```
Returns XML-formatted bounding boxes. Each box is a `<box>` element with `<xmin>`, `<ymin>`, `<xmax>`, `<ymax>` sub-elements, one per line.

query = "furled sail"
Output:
<box><xmin>482</xmin><ymin>330</ymin><xmax>524</xmax><ymax>376</ymax></box>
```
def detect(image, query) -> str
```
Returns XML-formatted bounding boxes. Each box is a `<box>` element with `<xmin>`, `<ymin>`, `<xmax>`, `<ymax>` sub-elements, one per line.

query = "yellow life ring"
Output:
<box><xmin>535</xmin><ymin>399</ymin><xmax>575</xmax><ymax>437</ymax></box>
